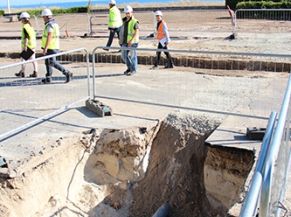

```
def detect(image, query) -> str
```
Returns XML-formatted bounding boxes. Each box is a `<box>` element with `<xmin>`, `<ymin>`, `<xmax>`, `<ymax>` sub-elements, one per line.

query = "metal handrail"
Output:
<box><xmin>255</xmin><ymin>112</ymin><xmax>278</xmax><ymax>173</ymax></box>
<box><xmin>240</xmin><ymin>73</ymin><xmax>291</xmax><ymax>217</ymax></box>
<box><xmin>260</xmin><ymin>73</ymin><xmax>291</xmax><ymax>216</ymax></box>
<box><xmin>240</xmin><ymin>112</ymin><xmax>277</xmax><ymax>217</ymax></box>
<box><xmin>240</xmin><ymin>172</ymin><xmax>263</xmax><ymax>217</ymax></box>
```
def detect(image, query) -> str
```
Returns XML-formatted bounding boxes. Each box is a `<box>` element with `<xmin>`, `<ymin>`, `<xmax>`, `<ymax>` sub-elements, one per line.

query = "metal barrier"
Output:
<box><xmin>235</xmin><ymin>9</ymin><xmax>291</xmax><ymax>21</ymax></box>
<box><xmin>0</xmin><ymin>48</ymin><xmax>90</xmax><ymax>142</ymax></box>
<box><xmin>240</xmin><ymin>73</ymin><xmax>291</xmax><ymax>217</ymax></box>
<box><xmin>87</xmin><ymin>13</ymin><xmax>107</xmax><ymax>36</ymax></box>
<box><xmin>91</xmin><ymin>46</ymin><xmax>290</xmax><ymax>117</ymax></box>
<box><xmin>234</xmin><ymin>9</ymin><xmax>291</xmax><ymax>36</ymax></box>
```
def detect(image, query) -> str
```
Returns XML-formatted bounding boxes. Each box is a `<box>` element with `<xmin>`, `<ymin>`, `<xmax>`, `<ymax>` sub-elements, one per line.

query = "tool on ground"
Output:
<box><xmin>246</xmin><ymin>127</ymin><xmax>266</xmax><ymax>141</ymax></box>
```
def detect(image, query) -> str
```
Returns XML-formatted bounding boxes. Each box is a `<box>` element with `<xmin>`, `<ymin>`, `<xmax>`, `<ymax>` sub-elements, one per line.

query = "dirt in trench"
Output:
<box><xmin>128</xmin><ymin>113</ymin><xmax>254</xmax><ymax>217</ymax></box>
<box><xmin>0</xmin><ymin>113</ymin><xmax>255</xmax><ymax>217</ymax></box>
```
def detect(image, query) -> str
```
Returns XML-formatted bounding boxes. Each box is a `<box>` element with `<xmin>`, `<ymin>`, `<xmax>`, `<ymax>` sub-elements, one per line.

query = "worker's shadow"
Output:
<box><xmin>0</xmin><ymin>78</ymin><xmax>42</xmax><ymax>87</ymax></box>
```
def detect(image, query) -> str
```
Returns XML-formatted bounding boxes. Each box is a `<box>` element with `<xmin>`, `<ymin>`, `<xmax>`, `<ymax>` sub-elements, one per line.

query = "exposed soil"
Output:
<box><xmin>129</xmin><ymin>113</ymin><xmax>254</xmax><ymax>217</ymax></box>
<box><xmin>0</xmin><ymin>113</ymin><xmax>255</xmax><ymax>217</ymax></box>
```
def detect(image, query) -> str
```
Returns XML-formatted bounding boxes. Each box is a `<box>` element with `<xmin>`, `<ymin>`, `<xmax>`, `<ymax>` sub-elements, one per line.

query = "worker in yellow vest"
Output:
<box><xmin>15</xmin><ymin>12</ymin><xmax>38</xmax><ymax>78</ymax></box>
<box><xmin>104</xmin><ymin>0</ymin><xmax>122</xmax><ymax>51</ymax></box>
<box><xmin>119</xmin><ymin>5</ymin><xmax>139</xmax><ymax>76</ymax></box>
<box><xmin>41</xmin><ymin>8</ymin><xmax>72</xmax><ymax>84</ymax></box>
<box><xmin>150</xmin><ymin>10</ymin><xmax>173</xmax><ymax>69</ymax></box>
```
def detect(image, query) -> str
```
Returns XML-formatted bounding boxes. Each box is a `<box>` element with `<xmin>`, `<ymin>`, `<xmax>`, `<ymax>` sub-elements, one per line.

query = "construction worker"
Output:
<box><xmin>104</xmin><ymin>0</ymin><xmax>122</xmax><ymax>50</ymax></box>
<box><xmin>119</xmin><ymin>5</ymin><xmax>139</xmax><ymax>76</ymax></box>
<box><xmin>15</xmin><ymin>11</ymin><xmax>38</xmax><ymax>78</ymax></box>
<box><xmin>150</xmin><ymin>10</ymin><xmax>173</xmax><ymax>69</ymax></box>
<box><xmin>41</xmin><ymin>8</ymin><xmax>72</xmax><ymax>84</ymax></box>
<box><xmin>225</xmin><ymin>5</ymin><xmax>236</xmax><ymax>40</ymax></box>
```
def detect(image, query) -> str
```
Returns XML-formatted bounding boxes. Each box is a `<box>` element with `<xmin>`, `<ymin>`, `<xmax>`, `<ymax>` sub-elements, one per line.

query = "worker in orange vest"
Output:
<box><xmin>150</xmin><ymin>10</ymin><xmax>173</xmax><ymax>69</ymax></box>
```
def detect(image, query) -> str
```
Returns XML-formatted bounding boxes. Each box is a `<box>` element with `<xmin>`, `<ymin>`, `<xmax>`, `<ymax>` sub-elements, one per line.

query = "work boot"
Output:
<box><xmin>164</xmin><ymin>61</ymin><xmax>174</xmax><ymax>69</ymax></box>
<box><xmin>29</xmin><ymin>71</ymin><xmax>38</xmax><ymax>78</ymax></box>
<box><xmin>41</xmin><ymin>77</ymin><xmax>51</xmax><ymax>84</ymax></box>
<box><xmin>65</xmin><ymin>71</ymin><xmax>73</xmax><ymax>83</ymax></box>
<box><xmin>15</xmin><ymin>70</ymin><xmax>25</xmax><ymax>77</ymax></box>
<box><xmin>123</xmin><ymin>69</ymin><xmax>130</xmax><ymax>75</ymax></box>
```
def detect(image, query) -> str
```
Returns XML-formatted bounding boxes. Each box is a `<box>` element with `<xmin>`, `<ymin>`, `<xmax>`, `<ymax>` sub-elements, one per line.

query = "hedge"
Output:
<box><xmin>237</xmin><ymin>1</ymin><xmax>291</xmax><ymax>9</ymax></box>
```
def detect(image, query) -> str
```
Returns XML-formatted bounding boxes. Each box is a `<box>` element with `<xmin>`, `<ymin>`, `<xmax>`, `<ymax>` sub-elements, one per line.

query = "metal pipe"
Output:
<box><xmin>152</xmin><ymin>203</ymin><xmax>171</xmax><ymax>217</ymax></box>
<box><xmin>240</xmin><ymin>172</ymin><xmax>263</xmax><ymax>217</ymax></box>
<box><xmin>7</xmin><ymin>0</ymin><xmax>10</xmax><ymax>14</ymax></box>
<box><xmin>86</xmin><ymin>50</ymin><xmax>91</xmax><ymax>98</ymax></box>
<box><xmin>91</xmin><ymin>48</ymin><xmax>96</xmax><ymax>98</ymax></box>
<box><xmin>255</xmin><ymin>112</ymin><xmax>277</xmax><ymax>173</ymax></box>
<box><xmin>260</xmin><ymin>162</ymin><xmax>273</xmax><ymax>217</ymax></box>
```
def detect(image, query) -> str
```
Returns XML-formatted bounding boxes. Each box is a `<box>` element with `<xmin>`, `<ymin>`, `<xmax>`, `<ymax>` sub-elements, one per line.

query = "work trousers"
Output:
<box><xmin>45</xmin><ymin>49</ymin><xmax>68</xmax><ymax>78</ymax></box>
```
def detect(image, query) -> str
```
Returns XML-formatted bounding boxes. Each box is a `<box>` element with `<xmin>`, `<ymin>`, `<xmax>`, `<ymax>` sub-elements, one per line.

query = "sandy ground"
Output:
<box><xmin>1</xmin><ymin>9</ymin><xmax>291</xmax><ymax>55</ymax></box>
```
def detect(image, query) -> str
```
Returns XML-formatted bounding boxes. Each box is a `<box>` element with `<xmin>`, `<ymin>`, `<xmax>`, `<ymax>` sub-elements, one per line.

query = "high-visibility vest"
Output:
<box><xmin>156</xmin><ymin>20</ymin><xmax>166</xmax><ymax>41</ymax></box>
<box><xmin>127</xmin><ymin>17</ymin><xmax>139</xmax><ymax>43</ymax></box>
<box><xmin>108</xmin><ymin>6</ymin><xmax>122</xmax><ymax>28</ymax></box>
<box><xmin>41</xmin><ymin>21</ymin><xmax>60</xmax><ymax>50</ymax></box>
<box><xmin>21</xmin><ymin>23</ymin><xmax>36</xmax><ymax>49</ymax></box>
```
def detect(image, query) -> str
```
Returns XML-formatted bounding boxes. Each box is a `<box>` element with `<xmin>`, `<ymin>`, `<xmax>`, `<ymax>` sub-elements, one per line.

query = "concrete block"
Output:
<box><xmin>85</xmin><ymin>98</ymin><xmax>112</xmax><ymax>117</ymax></box>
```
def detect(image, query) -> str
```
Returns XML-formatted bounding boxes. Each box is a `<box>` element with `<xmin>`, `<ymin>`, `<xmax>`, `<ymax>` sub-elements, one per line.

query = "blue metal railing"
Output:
<box><xmin>240</xmin><ymin>73</ymin><xmax>291</xmax><ymax>217</ymax></box>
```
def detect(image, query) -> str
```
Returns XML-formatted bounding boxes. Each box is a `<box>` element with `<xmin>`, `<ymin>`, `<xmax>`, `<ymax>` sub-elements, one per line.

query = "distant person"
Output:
<box><xmin>40</xmin><ymin>8</ymin><xmax>72</xmax><ymax>84</ymax></box>
<box><xmin>15</xmin><ymin>12</ymin><xmax>38</xmax><ymax>78</ymax></box>
<box><xmin>150</xmin><ymin>10</ymin><xmax>173</xmax><ymax>69</ymax></box>
<box><xmin>119</xmin><ymin>5</ymin><xmax>139</xmax><ymax>76</ymax></box>
<box><xmin>104</xmin><ymin>0</ymin><xmax>122</xmax><ymax>51</ymax></box>
<box><xmin>225</xmin><ymin>5</ymin><xmax>236</xmax><ymax>40</ymax></box>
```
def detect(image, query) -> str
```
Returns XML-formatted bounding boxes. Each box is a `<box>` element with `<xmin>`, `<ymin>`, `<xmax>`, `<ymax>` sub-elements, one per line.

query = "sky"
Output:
<box><xmin>0</xmin><ymin>0</ymin><xmax>87</xmax><ymax>7</ymax></box>
<box><xmin>0</xmin><ymin>0</ymin><xmax>223</xmax><ymax>8</ymax></box>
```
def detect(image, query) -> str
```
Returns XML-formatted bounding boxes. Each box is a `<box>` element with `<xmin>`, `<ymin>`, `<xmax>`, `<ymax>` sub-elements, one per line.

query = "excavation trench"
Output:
<box><xmin>1</xmin><ymin>51</ymin><xmax>289</xmax><ymax>72</ymax></box>
<box><xmin>0</xmin><ymin>113</ymin><xmax>254</xmax><ymax>217</ymax></box>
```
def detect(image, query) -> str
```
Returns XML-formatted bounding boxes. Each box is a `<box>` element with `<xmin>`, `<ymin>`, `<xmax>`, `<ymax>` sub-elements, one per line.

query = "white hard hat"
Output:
<box><xmin>155</xmin><ymin>10</ymin><xmax>163</xmax><ymax>16</ymax></box>
<box><xmin>41</xmin><ymin>8</ymin><xmax>53</xmax><ymax>17</ymax></box>
<box><xmin>124</xmin><ymin>5</ymin><xmax>133</xmax><ymax>13</ymax></box>
<box><xmin>109</xmin><ymin>0</ymin><xmax>116</xmax><ymax>4</ymax></box>
<box><xmin>19</xmin><ymin>12</ymin><xmax>30</xmax><ymax>19</ymax></box>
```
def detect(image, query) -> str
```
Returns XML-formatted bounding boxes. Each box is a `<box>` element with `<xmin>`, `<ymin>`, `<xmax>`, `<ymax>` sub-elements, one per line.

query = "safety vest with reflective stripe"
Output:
<box><xmin>127</xmin><ymin>17</ymin><xmax>139</xmax><ymax>43</ymax></box>
<box><xmin>21</xmin><ymin>23</ymin><xmax>36</xmax><ymax>49</ymax></box>
<box><xmin>41</xmin><ymin>21</ymin><xmax>60</xmax><ymax>50</ymax></box>
<box><xmin>108</xmin><ymin>6</ymin><xmax>122</xmax><ymax>28</ymax></box>
<box><xmin>156</xmin><ymin>20</ymin><xmax>166</xmax><ymax>41</ymax></box>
